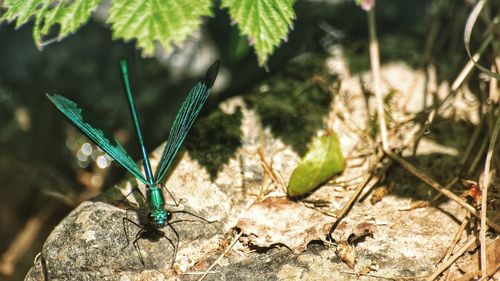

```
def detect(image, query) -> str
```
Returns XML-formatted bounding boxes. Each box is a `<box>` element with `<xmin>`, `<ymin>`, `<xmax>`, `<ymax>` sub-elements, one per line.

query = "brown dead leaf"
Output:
<box><xmin>330</xmin><ymin>220</ymin><xmax>376</xmax><ymax>268</ymax></box>
<box><xmin>456</xmin><ymin>239</ymin><xmax>500</xmax><ymax>278</ymax></box>
<box><xmin>237</xmin><ymin>197</ymin><xmax>334</xmax><ymax>254</ymax></box>
<box><xmin>331</xmin><ymin>221</ymin><xmax>375</xmax><ymax>243</ymax></box>
<box><xmin>337</xmin><ymin>241</ymin><xmax>356</xmax><ymax>268</ymax></box>
<box><xmin>359</xmin><ymin>261</ymin><xmax>378</xmax><ymax>274</ymax></box>
<box><xmin>398</xmin><ymin>200</ymin><xmax>429</xmax><ymax>211</ymax></box>
<box><xmin>370</xmin><ymin>186</ymin><xmax>389</xmax><ymax>204</ymax></box>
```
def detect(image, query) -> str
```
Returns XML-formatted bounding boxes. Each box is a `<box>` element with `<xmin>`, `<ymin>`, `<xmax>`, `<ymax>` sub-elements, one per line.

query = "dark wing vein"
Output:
<box><xmin>153</xmin><ymin>82</ymin><xmax>210</xmax><ymax>183</ymax></box>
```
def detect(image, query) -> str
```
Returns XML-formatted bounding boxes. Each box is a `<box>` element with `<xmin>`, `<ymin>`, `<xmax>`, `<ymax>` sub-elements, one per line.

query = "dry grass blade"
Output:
<box><xmin>440</xmin><ymin>211</ymin><xmax>470</xmax><ymax>263</ymax></box>
<box><xmin>368</xmin><ymin>7</ymin><xmax>389</xmax><ymax>151</ymax></box>
<box><xmin>386</xmin><ymin>151</ymin><xmax>500</xmax><ymax>233</ymax></box>
<box><xmin>341</xmin><ymin>270</ymin><xmax>428</xmax><ymax>280</ymax></box>
<box><xmin>463</xmin><ymin>0</ymin><xmax>500</xmax><ymax>80</ymax></box>
<box><xmin>257</xmin><ymin>148</ymin><xmax>286</xmax><ymax>193</ymax></box>
<box><xmin>440</xmin><ymin>33</ymin><xmax>492</xmax><ymax>111</ymax></box>
<box><xmin>426</xmin><ymin>236</ymin><xmax>478</xmax><ymax>281</ymax></box>
<box><xmin>480</xmin><ymin>106</ymin><xmax>500</xmax><ymax>277</ymax></box>
<box><xmin>459</xmin><ymin>117</ymin><xmax>484</xmax><ymax>172</ymax></box>
<box><xmin>335</xmin><ymin>150</ymin><xmax>388</xmax><ymax>220</ymax></box>
<box><xmin>197</xmin><ymin>232</ymin><xmax>243</xmax><ymax>281</ymax></box>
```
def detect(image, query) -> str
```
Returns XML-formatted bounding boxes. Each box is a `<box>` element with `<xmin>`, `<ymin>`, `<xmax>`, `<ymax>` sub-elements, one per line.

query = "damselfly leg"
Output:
<box><xmin>122</xmin><ymin>209</ymin><xmax>178</xmax><ymax>267</ymax></box>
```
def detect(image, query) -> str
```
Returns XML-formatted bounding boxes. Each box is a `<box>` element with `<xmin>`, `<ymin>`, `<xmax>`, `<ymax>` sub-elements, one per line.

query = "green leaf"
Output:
<box><xmin>1</xmin><ymin>0</ymin><xmax>40</xmax><ymax>28</ymax></box>
<box><xmin>221</xmin><ymin>0</ymin><xmax>296</xmax><ymax>66</ymax></box>
<box><xmin>1</xmin><ymin>0</ymin><xmax>101</xmax><ymax>47</ymax></box>
<box><xmin>287</xmin><ymin>132</ymin><xmax>345</xmax><ymax>197</ymax></box>
<box><xmin>107</xmin><ymin>0</ymin><xmax>213</xmax><ymax>55</ymax></box>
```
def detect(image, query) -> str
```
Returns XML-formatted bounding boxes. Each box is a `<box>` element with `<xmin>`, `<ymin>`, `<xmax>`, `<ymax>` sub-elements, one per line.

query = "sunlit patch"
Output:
<box><xmin>90</xmin><ymin>175</ymin><xmax>103</xmax><ymax>188</ymax></box>
<box><xmin>90</xmin><ymin>147</ymin><xmax>100</xmax><ymax>160</ymax></box>
<box><xmin>259</xmin><ymin>84</ymin><xmax>270</xmax><ymax>93</ymax></box>
<box><xmin>76</xmin><ymin>149</ymin><xmax>88</xmax><ymax>162</ymax></box>
<box><xmin>96</xmin><ymin>155</ymin><xmax>109</xmax><ymax>169</ymax></box>
<box><xmin>65</xmin><ymin>137</ymin><xmax>75</xmax><ymax>150</ymax></box>
<box><xmin>15</xmin><ymin>106</ymin><xmax>31</xmax><ymax>131</ymax></box>
<box><xmin>77</xmin><ymin>159</ymin><xmax>89</xmax><ymax>168</ymax></box>
<box><xmin>81</xmin><ymin>143</ymin><xmax>93</xmax><ymax>156</ymax></box>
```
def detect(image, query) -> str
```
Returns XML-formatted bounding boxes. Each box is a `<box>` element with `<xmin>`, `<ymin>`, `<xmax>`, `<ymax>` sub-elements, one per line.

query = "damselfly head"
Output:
<box><xmin>147</xmin><ymin>209</ymin><xmax>171</xmax><ymax>227</ymax></box>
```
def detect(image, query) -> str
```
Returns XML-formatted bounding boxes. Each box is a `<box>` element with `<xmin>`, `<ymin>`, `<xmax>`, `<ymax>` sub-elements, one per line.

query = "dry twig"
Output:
<box><xmin>426</xmin><ymin>236</ymin><xmax>478</xmax><ymax>281</ymax></box>
<box><xmin>386</xmin><ymin>151</ymin><xmax>500</xmax><ymax>232</ymax></box>
<box><xmin>197</xmin><ymin>232</ymin><xmax>243</xmax><ymax>281</ymax></box>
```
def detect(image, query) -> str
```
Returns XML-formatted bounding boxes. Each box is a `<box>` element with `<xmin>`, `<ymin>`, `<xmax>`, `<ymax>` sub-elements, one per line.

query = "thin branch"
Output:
<box><xmin>335</xmin><ymin>151</ymin><xmax>389</xmax><ymax>220</ymax></box>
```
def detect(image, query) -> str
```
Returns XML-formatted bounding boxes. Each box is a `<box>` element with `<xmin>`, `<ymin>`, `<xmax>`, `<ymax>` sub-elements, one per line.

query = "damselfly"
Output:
<box><xmin>47</xmin><ymin>59</ymin><xmax>220</xmax><ymax>265</ymax></box>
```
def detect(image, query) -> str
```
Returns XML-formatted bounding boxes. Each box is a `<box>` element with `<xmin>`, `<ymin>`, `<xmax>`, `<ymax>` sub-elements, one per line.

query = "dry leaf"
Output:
<box><xmin>398</xmin><ymin>200</ymin><xmax>429</xmax><ymax>211</ymax></box>
<box><xmin>456</xmin><ymin>239</ymin><xmax>500</xmax><ymax>277</ymax></box>
<box><xmin>331</xmin><ymin>221</ymin><xmax>375</xmax><ymax>243</ymax></box>
<box><xmin>359</xmin><ymin>261</ymin><xmax>379</xmax><ymax>274</ymax></box>
<box><xmin>237</xmin><ymin>197</ymin><xmax>334</xmax><ymax>254</ymax></box>
<box><xmin>330</xmin><ymin>220</ymin><xmax>375</xmax><ymax>268</ymax></box>
<box><xmin>337</xmin><ymin>241</ymin><xmax>356</xmax><ymax>268</ymax></box>
<box><xmin>370</xmin><ymin>186</ymin><xmax>389</xmax><ymax>204</ymax></box>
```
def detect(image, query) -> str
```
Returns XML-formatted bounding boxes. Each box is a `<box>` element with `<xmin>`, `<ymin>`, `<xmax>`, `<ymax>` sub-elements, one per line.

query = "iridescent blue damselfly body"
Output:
<box><xmin>47</xmin><ymin>59</ymin><xmax>220</xmax><ymax>266</ymax></box>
